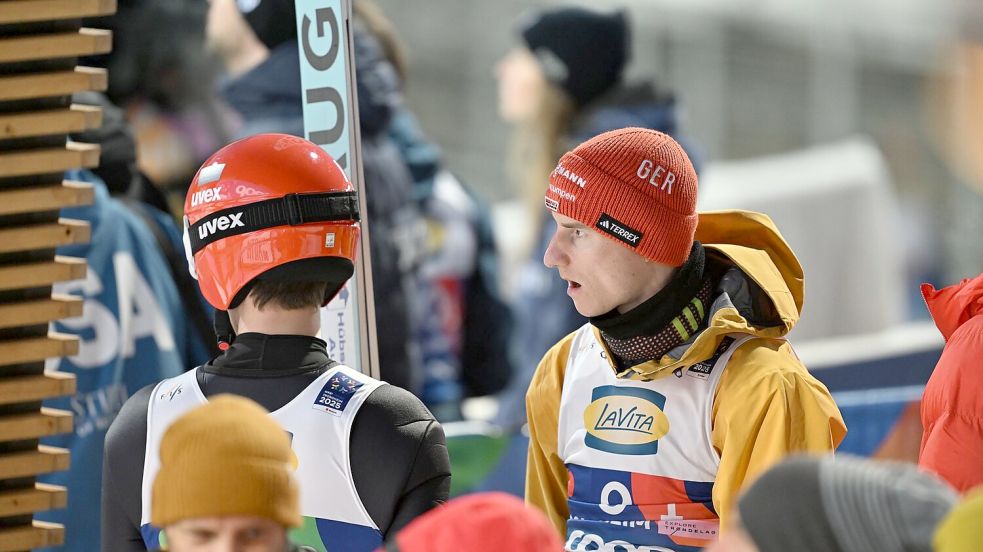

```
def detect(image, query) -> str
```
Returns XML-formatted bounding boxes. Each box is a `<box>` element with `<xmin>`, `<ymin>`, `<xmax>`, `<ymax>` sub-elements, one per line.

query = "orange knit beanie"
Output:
<box><xmin>545</xmin><ymin>127</ymin><xmax>699</xmax><ymax>266</ymax></box>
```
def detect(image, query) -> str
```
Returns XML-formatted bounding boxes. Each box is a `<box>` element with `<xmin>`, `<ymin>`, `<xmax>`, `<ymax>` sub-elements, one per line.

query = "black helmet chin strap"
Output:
<box><xmin>214</xmin><ymin>309</ymin><xmax>236</xmax><ymax>351</ymax></box>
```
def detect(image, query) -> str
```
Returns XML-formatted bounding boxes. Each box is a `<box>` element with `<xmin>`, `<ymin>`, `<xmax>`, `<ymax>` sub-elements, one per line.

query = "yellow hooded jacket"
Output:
<box><xmin>525</xmin><ymin>210</ymin><xmax>847</xmax><ymax>537</ymax></box>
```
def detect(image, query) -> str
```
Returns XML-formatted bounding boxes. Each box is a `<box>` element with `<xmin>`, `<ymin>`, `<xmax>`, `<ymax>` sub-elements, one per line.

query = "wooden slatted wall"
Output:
<box><xmin>0</xmin><ymin>1</ymin><xmax>116</xmax><ymax>549</ymax></box>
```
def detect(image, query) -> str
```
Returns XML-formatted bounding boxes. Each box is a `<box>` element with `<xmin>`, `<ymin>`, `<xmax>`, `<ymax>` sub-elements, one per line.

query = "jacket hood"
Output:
<box><xmin>569</xmin><ymin>82</ymin><xmax>677</xmax><ymax>142</ymax></box>
<box><xmin>921</xmin><ymin>273</ymin><xmax>983</xmax><ymax>341</ymax></box>
<box><xmin>569</xmin><ymin>81</ymin><xmax>704</xmax><ymax>173</ymax></box>
<box><xmin>620</xmin><ymin>210</ymin><xmax>804</xmax><ymax>378</ymax></box>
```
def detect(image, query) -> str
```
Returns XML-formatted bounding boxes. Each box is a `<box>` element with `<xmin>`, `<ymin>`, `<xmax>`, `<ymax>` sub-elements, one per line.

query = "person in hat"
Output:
<box><xmin>205</xmin><ymin>0</ymin><xmax>428</xmax><ymax>397</ymax></box>
<box><xmin>102</xmin><ymin>135</ymin><xmax>450</xmax><ymax>552</ymax></box>
<box><xmin>152</xmin><ymin>395</ymin><xmax>309</xmax><ymax>552</ymax></box>
<box><xmin>707</xmin><ymin>454</ymin><xmax>957</xmax><ymax>552</ymax></box>
<box><xmin>493</xmin><ymin>6</ymin><xmax>703</xmax><ymax>433</ymax></box>
<box><xmin>525</xmin><ymin>128</ymin><xmax>845</xmax><ymax>550</ymax></box>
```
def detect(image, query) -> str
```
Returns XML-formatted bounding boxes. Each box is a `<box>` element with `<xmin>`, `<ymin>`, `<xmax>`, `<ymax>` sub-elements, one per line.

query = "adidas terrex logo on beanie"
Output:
<box><xmin>544</xmin><ymin>127</ymin><xmax>699</xmax><ymax>267</ymax></box>
<box><xmin>597</xmin><ymin>214</ymin><xmax>643</xmax><ymax>247</ymax></box>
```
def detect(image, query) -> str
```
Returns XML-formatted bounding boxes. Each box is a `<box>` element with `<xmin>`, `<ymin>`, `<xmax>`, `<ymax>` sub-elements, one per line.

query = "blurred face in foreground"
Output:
<box><xmin>166</xmin><ymin>516</ymin><xmax>288</xmax><ymax>552</ymax></box>
<box><xmin>543</xmin><ymin>212</ymin><xmax>675</xmax><ymax>317</ymax></box>
<box><xmin>495</xmin><ymin>47</ymin><xmax>548</xmax><ymax>123</ymax></box>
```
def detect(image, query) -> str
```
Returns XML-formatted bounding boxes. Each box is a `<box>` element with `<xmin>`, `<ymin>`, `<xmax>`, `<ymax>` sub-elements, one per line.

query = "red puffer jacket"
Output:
<box><xmin>919</xmin><ymin>273</ymin><xmax>983</xmax><ymax>493</ymax></box>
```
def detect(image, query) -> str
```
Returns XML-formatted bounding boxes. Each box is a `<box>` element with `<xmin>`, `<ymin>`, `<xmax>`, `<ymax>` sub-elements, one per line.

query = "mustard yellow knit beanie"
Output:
<box><xmin>151</xmin><ymin>395</ymin><xmax>301</xmax><ymax>528</ymax></box>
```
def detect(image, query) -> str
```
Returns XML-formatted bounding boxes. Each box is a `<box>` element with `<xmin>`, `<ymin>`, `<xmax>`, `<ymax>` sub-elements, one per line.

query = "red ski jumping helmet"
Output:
<box><xmin>182</xmin><ymin>134</ymin><xmax>360</xmax><ymax>310</ymax></box>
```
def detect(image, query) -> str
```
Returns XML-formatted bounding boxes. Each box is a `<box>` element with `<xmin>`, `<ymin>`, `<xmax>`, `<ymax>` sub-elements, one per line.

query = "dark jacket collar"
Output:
<box><xmin>204</xmin><ymin>332</ymin><xmax>333</xmax><ymax>376</ymax></box>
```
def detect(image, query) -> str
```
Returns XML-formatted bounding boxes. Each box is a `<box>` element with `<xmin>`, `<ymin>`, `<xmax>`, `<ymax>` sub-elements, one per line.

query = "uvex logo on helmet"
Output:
<box><xmin>197</xmin><ymin>212</ymin><xmax>245</xmax><ymax>240</ymax></box>
<box><xmin>190</xmin><ymin>187</ymin><xmax>223</xmax><ymax>207</ymax></box>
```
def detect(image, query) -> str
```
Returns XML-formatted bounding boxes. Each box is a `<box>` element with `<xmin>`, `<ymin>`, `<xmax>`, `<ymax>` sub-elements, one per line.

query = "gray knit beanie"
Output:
<box><xmin>738</xmin><ymin>455</ymin><xmax>957</xmax><ymax>552</ymax></box>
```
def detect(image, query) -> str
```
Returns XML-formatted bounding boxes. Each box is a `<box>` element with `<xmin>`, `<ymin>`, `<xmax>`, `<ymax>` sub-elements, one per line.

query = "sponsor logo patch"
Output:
<box><xmin>548</xmin><ymin>184</ymin><xmax>577</xmax><ymax>202</ymax></box>
<box><xmin>313</xmin><ymin>372</ymin><xmax>363</xmax><ymax>415</ymax></box>
<box><xmin>583</xmin><ymin>386</ymin><xmax>668</xmax><ymax>455</ymax></box>
<box><xmin>686</xmin><ymin>362</ymin><xmax>712</xmax><ymax>380</ymax></box>
<box><xmin>545</xmin><ymin>197</ymin><xmax>559</xmax><ymax>212</ymax></box>
<box><xmin>657</xmin><ymin>519</ymin><xmax>719</xmax><ymax>540</ymax></box>
<box><xmin>197</xmin><ymin>162</ymin><xmax>225</xmax><ymax>186</ymax></box>
<box><xmin>686</xmin><ymin>337</ymin><xmax>734</xmax><ymax>380</ymax></box>
<box><xmin>190</xmin><ymin>187</ymin><xmax>223</xmax><ymax>207</ymax></box>
<box><xmin>596</xmin><ymin>214</ymin><xmax>643</xmax><ymax>247</ymax></box>
<box><xmin>553</xmin><ymin>165</ymin><xmax>587</xmax><ymax>188</ymax></box>
<box><xmin>159</xmin><ymin>384</ymin><xmax>182</xmax><ymax>402</ymax></box>
<box><xmin>197</xmin><ymin>212</ymin><xmax>245</xmax><ymax>240</ymax></box>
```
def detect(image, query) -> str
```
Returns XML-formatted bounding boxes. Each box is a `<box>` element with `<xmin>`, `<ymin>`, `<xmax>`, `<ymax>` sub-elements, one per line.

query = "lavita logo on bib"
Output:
<box><xmin>583</xmin><ymin>386</ymin><xmax>669</xmax><ymax>455</ymax></box>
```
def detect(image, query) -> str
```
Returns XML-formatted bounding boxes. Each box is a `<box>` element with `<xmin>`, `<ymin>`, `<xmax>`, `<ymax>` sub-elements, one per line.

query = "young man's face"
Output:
<box><xmin>544</xmin><ymin>212</ymin><xmax>675</xmax><ymax>317</ymax></box>
<box><xmin>166</xmin><ymin>516</ymin><xmax>288</xmax><ymax>552</ymax></box>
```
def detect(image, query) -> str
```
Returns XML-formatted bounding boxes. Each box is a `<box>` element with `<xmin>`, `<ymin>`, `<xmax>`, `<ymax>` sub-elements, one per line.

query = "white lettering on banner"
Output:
<box><xmin>636</xmin><ymin>159</ymin><xmax>676</xmax><ymax>195</ymax></box>
<box><xmin>197</xmin><ymin>212</ymin><xmax>245</xmax><ymax>240</ymax></box>
<box><xmin>548</xmin><ymin>184</ymin><xmax>576</xmax><ymax>202</ymax></box>
<box><xmin>52</xmin><ymin>252</ymin><xmax>175</xmax><ymax>369</ymax></box>
<box><xmin>299</xmin><ymin>0</ymin><xmax>363</xmax><ymax>374</ymax></box>
<box><xmin>190</xmin><ymin>187</ymin><xmax>223</xmax><ymax>206</ymax></box>
<box><xmin>69</xmin><ymin>383</ymin><xmax>129</xmax><ymax>438</ymax></box>
<box><xmin>301</xmin><ymin>6</ymin><xmax>348</xmax><ymax>170</ymax></box>
<box><xmin>53</xmin><ymin>269</ymin><xmax>119</xmax><ymax>368</ymax></box>
<box><xmin>115</xmin><ymin>252</ymin><xmax>176</xmax><ymax>358</ymax></box>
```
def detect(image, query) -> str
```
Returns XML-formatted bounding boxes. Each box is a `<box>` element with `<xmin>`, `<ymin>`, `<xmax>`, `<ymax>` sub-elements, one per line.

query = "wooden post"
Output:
<box><xmin>0</xmin><ymin>1</ymin><xmax>116</xmax><ymax>550</ymax></box>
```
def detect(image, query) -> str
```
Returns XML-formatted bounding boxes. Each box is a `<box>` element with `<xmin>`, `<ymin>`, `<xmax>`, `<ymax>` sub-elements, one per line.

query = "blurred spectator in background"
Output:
<box><xmin>35</xmin><ymin>92</ymin><xmax>214</xmax><ymax>551</ymax></box>
<box><xmin>69</xmin><ymin>92</ymin><xmax>216</xmax><ymax>360</ymax></box>
<box><xmin>494</xmin><ymin>6</ymin><xmax>702</xmax><ymax>431</ymax></box>
<box><xmin>204</xmin><ymin>0</ymin><xmax>425</xmax><ymax>395</ymax></box>
<box><xmin>922</xmin><ymin>32</ymin><xmax>983</xmax><ymax>286</ymax></box>
<box><xmin>355</xmin><ymin>0</ymin><xmax>514</xmax><ymax>419</ymax></box>
<box><xmin>377</xmin><ymin>492</ymin><xmax>563</xmax><ymax>552</ymax></box>
<box><xmin>918</xmin><ymin>273</ymin><xmax>983</xmax><ymax>493</ymax></box>
<box><xmin>708</xmin><ymin>455</ymin><xmax>957</xmax><ymax>552</ymax></box>
<box><xmin>933</xmin><ymin>486</ymin><xmax>983</xmax><ymax>552</ymax></box>
<box><xmin>40</xmin><ymin>168</ymin><xmax>211</xmax><ymax>551</ymax></box>
<box><xmin>83</xmin><ymin>0</ymin><xmax>233</xmax><ymax>202</ymax></box>
<box><xmin>151</xmin><ymin>395</ymin><xmax>310</xmax><ymax>552</ymax></box>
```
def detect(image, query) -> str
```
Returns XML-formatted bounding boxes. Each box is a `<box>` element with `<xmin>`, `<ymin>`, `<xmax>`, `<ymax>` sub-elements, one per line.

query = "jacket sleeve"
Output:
<box><xmin>710</xmin><ymin>339</ymin><xmax>846</xmax><ymax>531</ymax></box>
<box><xmin>102</xmin><ymin>385</ymin><xmax>155</xmax><ymax>552</ymax></box>
<box><xmin>525</xmin><ymin>335</ymin><xmax>575</xmax><ymax>538</ymax></box>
